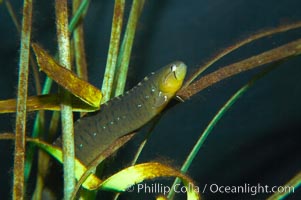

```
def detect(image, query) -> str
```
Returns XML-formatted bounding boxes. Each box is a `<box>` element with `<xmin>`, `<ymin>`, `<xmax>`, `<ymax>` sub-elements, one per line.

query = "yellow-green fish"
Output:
<box><xmin>54</xmin><ymin>61</ymin><xmax>187</xmax><ymax>166</ymax></box>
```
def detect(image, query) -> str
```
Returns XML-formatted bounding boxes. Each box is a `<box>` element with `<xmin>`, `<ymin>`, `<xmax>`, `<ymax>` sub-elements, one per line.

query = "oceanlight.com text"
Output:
<box><xmin>203</xmin><ymin>183</ymin><xmax>294</xmax><ymax>196</ymax></box>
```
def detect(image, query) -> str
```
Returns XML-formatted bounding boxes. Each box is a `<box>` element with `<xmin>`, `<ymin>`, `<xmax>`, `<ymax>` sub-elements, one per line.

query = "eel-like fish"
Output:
<box><xmin>54</xmin><ymin>61</ymin><xmax>187</xmax><ymax>166</ymax></box>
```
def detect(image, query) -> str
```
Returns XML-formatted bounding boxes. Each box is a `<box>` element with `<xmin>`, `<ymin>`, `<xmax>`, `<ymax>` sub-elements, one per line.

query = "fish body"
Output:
<box><xmin>55</xmin><ymin>61</ymin><xmax>187</xmax><ymax>165</ymax></box>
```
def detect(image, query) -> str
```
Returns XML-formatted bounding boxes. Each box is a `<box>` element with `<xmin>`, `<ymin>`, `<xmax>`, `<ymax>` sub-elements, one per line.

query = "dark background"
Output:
<box><xmin>0</xmin><ymin>0</ymin><xmax>301</xmax><ymax>199</ymax></box>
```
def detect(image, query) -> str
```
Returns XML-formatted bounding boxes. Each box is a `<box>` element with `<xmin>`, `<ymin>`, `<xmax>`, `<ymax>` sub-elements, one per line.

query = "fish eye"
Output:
<box><xmin>170</xmin><ymin>64</ymin><xmax>177</xmax><ymax>72</ymax></box>
<box><xmin>170</xmin><ymin>64</ymin><xmax>177</xmax><ymax>79</ymax></box>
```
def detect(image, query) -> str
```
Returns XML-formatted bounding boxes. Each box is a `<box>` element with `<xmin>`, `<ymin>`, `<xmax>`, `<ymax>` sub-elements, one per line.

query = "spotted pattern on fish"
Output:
<box><xmin>54</xmin><ymin>61</ymin><xmax>187</xmax><ymax>165</ymax></box>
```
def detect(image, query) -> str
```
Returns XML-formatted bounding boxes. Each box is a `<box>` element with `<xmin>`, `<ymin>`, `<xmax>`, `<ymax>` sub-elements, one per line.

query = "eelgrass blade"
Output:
<box><xmin>13</xmin><ymin>0</ymin><xmax>33</xmax><ymax>199</ymax></box>
<box><xmin>168</xmin><ymin>64</ymin><xmax>279</xmax><ymax>200</ymax></box>
<box><xmin>24</xmin><ymin>110</ymin><xmax>44</xmax><ymax>181</ymax></box>
<box><xmin>267</xmin><ymin>171</ymin><xmax>301</xmax><ymax>200</ymax></box>
<box><xmin>29</xmin><ymin>0</ymin><xmax>91</xmax><ymax>186</ymax></box>
<box><xmin>72</xmin><ymin>0</ymin><xmax>90</xmax><ymax>119</ymax></box>
<box><xmin>183</xmin><ymin>21</ymin><xmax>301</xmax><ymax>88</ymax></box>
<box><xmin>32</xmin><ymin>111</ymin><xmax>60</xmax><ymax>200</ymax></box>
<box><xmin>178</xmin><ymin>38</ymin><xmax>301</xmax><ymax>100</ymax></box>
<box><xmin>69</xmin><ymin>0</ymin><xmax>90</xmax><ymax>34</ymax></box>
<box><xmin>25</xmin><ymin>78</ymin><xmax>53</xmax><ymax>182</ymax></box>
<box><xmin>55</xmin><ymin>0</ymin><xmax>75</xmax><ymax>199</ymax></box>
<box><xmin>101</xmin><ymin>0</ymin><xmax>125</xmax><ymax>103</ymax></box>
<box><xmin>5</xmin><ymin>0</ymin><xmax>55</xmax><ymax>184</ymax></box>
<box><xmin>1</xmin><ymin>132</ymin><xmax>201</xmax><ymax>199</ymax></box>
<box><xmin>71</xmin><ymin>132</ymin><xmax>137</xmax><ymax>199</ymax></box>
<box><xmin>5</xmin><ymin>0</ymin><xmax>42</xmax><ymax>94</ymax></box>
<box><xmin>32</xmin><ymin>44</ymin><xmax>102</xmax><ymax>108</ymax></box>
<box><xmin>112</xmin><ymin>116</ymin><xmax>162</xmax><ymax>200</ymax></box>
<box><xmin>72</xmin><ymin>0</ymin><xmax>89</xmax><ymax>82</ymax></box>
<box><xmin>100</xmin><ymin>162</ymin><xmax>200</xmax><ymax>200</ymax></box>
<box><xmin>5</xmin><ymin>0</ymin><xmax>44</xmax><ymax>183</ymax></box>
<box><xmin>4</xmin><ymin>0</ymin><xmax>21</xmax><ymax>32</ymax></box>
<box><xmin>113</xmin><ymin>0</ymin><xmax>145</xmax><ymax>96</ymax></box>
<box><xmin>0</xmin><ymin>94</ymin><xmax>99</xmax><ymax>113</ymax></box>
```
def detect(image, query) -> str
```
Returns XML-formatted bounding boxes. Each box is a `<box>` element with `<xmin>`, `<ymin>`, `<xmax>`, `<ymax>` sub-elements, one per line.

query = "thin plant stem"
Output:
<box><xmin>113</xmin><ymin>0</ymin><xmax>145</xmax><ymax>96</ymax></box>
<box><xmin>32</xmin><ymin>111</ymin><xmax>60</xmax><ymax>200</ymax></box>
<box><xmin>267</xmin><ymin>171</ymin><xmax>301</xmax><ymax>200</ymax></box>
<box><xmin>31</xmin><ymin>151</ymin><xmax>50</xmax><ymax>200</ymax></box>
<box><xmin>178</xmin><ymin>38</ymin><xmax>301</xmax><ymax>100</ymax></box>
<box><xmin>4</xmin><ymin>0</ymin><xmax>21</xmax><ymax>32</ymax></box>
<box><xmin>13</xmin><ymin>0</ymin><xmax>33</xmax><ymax>199</ymax></box>
<box><xmin>25</xmin><ymin>78</ymin><xmax>52</xmax><ymax>182</ymax></box>
<box><xmin>71</xmin><ymin>132</ymin><xmax>137</xmax><ymax>199</ymax></box>
<box><xmin>183</xmin><ymin>21</ymin><xmax>301</xmax><ymax>88</ymax></box>
<box><xmin>113</xmin><ymin>117</ymin><xmax>162</xmax><ymax>200</ymax></box>
<box><xmin>24</xmin><ymin>90</ymin><xmax>45</xmax><ymax>182</ymax></box>
<box><xmin>130</xmin><ymin>116</ymin><xmax>162</xmax><ymax>165</ymax></box>
<box><xmin>101</xmin><ymin>0</ymin><xmax>125</xmax><ymax>103</ymax></box>
<box><xmin>55</xmin><ymin>0</ymin><xmax>75</xmax><ymax>199</ymax></box>
<box><xmin>72</xmin><ymin>0</ymin><xmax>89</xmax><ymax>81</ymax></box>
<box><xmin>4</xmin><ymin>0</ymin><xmax>47</xmax><ymax>183</ymax></box>
<box><xmin>5</xmin><ymin>0</ymin><xmax>42</xmax><ymax>94</ymax></box>
<box><xmin>69</xmin><ymin>0</ymin><xmax>90</xmax><ymax>34</ymax></box>
<box><xmin>24</xmin><ymin>77</ymin><xmax>53</xmax><ymax>183</ymax></box>
<box><xmin>24</xmin><ymin>111</ymin><xmax>44</xmax><ymax>181</ymax></box>
<box><xmin>72</xmin><ymin>0</ymin><xmax>90</xmax><ymax>118</ymax></box>
<box><xmin>168</xmin><ymin>64</ymin><xmax>278</xmax><ymax>200</ymax></box>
